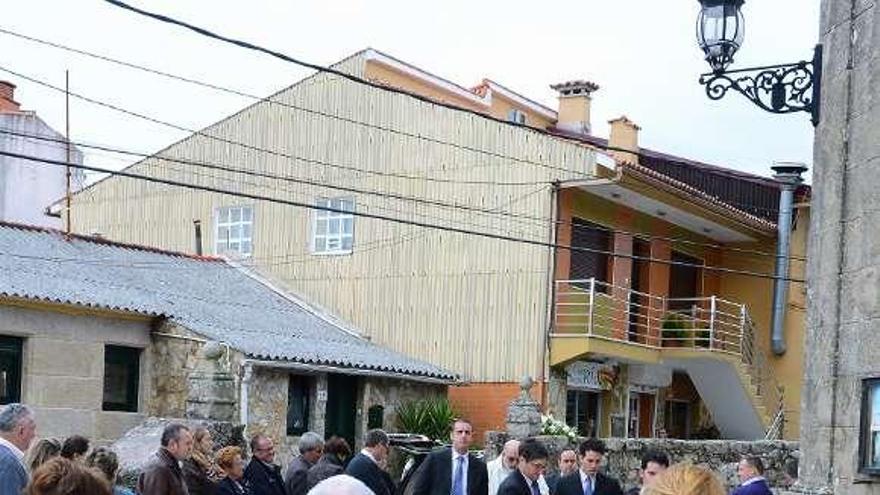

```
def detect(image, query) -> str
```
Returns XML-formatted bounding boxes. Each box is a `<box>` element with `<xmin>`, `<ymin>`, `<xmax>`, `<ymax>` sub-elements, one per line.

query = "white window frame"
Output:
<box><xmin>215</xmin><ymin>205</ymin><xmax>254</xmax><ymax>257</ymax></box>
<box><xmin>312</xmin><ymin>197</ymin><xmax>355</xmax><ymax>255</ymax></box>
<box><xmin>507</xmin><ymin>108</ymin><xmax>527</xmax><ymax>125</ymax></box>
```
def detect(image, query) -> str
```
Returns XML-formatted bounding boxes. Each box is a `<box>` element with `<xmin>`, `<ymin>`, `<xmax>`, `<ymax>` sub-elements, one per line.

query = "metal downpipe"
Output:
<box><xmin>770</xmin><ymin>164</ymin><xmax>807</xmax><ymax>356</ymax></box>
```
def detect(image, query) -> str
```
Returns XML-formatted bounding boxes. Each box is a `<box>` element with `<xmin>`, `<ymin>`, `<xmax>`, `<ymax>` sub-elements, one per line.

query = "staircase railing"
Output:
<box><xmin>554</xmin><ymin>278</ymin><xmax>785</xmax><ymax>436</ymax></box>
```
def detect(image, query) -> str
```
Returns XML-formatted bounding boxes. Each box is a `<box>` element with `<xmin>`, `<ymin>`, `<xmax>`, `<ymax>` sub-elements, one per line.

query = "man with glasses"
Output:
<box><xmin>411</xmin><ymin>418</ymin><xmax>489</xmax><ymax>495</ymax></box>
<box><xmin>244</xmin><ymin>434</ymin><xmax>286</xmax><ymax>495</ymax></box>
<box><xmin>489</xmin><ymin>440</ymin><xmax>550</xmax><ymax>495</ymax></box>
<box><xmin>497</xmin><ymin>438</ymin><xmax>549</xmax><ymax>495</ymax></box>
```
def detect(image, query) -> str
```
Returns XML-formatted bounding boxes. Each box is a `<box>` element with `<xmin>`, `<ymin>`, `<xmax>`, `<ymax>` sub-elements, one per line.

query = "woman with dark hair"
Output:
<box><xmin>307</xmin><ymin>436</ymin><xmax>352</xmax><ymax>489</ymax></box>
<box><xmin>60</xmin><ymin>435</ymin><xmax>90</xmax><ymax>462</ymax></box>
<box><xmin>183</xmin><ymin>427</ymin><xmax>219</xmax><ymax>495</ymax></box>
<box><xmin>86</xmin><ymin>447</ymin><xmax>135</xmax><ymax>495</ymax></box>
<box><xmin>27</xmin><ymin>438</ymin><xmax>62</xmax><ymax>473</ymax></box>
<box><xmin>215</xmin><ymin>446</ymin><xmax>251</xmax><ymax>495</ymax></box>
<box><xmin>27</xmin><ymin>457</ymin><xmax>111</xmax><ymax>495</ymax></box>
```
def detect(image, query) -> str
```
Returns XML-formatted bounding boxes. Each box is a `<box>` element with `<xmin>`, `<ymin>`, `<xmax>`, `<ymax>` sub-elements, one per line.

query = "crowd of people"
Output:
<box><xmin>0</xmin><ymin>403</ymin><xmax>777</xmax><ymax>495</ymax></box>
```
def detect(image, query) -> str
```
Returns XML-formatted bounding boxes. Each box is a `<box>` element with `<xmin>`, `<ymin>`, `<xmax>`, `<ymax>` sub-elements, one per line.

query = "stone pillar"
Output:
<box><xmin>547</xmin><ymin>368</ymin><xmax>568</xmax><ymax>420</ymax></box>
<box><xmin>506</xmin><ymin>376</ymin><xmax>542</xmax><ymax>439</ymax></box>
<box><xmin>185</xmin><ymin>342</ymin><xmax>237</xmax><ymax>422</ymax></box>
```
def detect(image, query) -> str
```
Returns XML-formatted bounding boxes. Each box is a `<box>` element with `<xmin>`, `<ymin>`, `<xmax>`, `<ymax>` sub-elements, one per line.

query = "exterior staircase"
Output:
<box><xmin>551</xmin><ymin>278</ymin><xmax>785</xmax><ymax>440</ymax></box>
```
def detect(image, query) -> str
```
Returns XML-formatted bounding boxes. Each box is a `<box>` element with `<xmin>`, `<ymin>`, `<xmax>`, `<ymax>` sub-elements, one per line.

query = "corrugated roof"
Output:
<box><xmin>0</xmin><ymin>222</ymin><xmax>456</xmax><ymax>382</ymax></box>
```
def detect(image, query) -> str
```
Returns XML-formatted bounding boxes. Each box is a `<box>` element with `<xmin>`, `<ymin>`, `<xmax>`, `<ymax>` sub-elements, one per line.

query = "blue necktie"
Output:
<box><xmin>531</xmin><ymin>480</ymin><xmax>541</xmax><ymax>495</ymax></box>
<box><xmin>583</xmin><ymin>476</ymin><xmax>593</xmax><ymax>495</ymax></box>
<box><xmin>452</xmin><ymin>456</ymin><xmax>465</xmax><ymax>495</ymax></box>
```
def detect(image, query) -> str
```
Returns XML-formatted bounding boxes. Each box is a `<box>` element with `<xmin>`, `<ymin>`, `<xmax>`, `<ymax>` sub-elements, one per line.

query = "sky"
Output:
<box><xmin>2</xmin><ymin>1</ymin><xmax>820</xmax><ymax>182</ymax></box>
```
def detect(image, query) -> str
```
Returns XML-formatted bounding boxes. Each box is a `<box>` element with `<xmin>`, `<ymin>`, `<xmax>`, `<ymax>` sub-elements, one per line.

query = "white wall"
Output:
<box><xmin>0</xmin><ymin>113</ymin><xmax>83</xmax><ymax>228</ymax></box>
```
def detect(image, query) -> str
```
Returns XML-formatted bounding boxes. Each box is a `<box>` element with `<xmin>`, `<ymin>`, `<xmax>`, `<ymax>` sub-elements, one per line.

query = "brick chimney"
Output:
<box><xmin>550</xmin><ymin>80</ymin><xmax>599</xmax><ymax>135</ymax></box>
<box><xmin>608</xmin><ymin>116</ymin><xmax>641</xmax><ymax>165</ymax></box>
<box><xmin>0</xmin><ymin>81</ymin><xmax>21</xmax><ymax>113</ymax></box>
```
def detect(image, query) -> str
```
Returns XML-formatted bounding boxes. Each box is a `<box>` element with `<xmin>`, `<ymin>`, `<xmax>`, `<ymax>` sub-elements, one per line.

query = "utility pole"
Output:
<box><xmin>65</xmin><ymin>70</ymin><xmax>71</xmax><ymax>235</ymax></box>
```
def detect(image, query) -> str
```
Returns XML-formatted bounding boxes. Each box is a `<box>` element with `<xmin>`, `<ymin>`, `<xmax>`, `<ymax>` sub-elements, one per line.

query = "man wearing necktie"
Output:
<box><xmin>553</xmin><ymin>439</ymin><xmax>623</xmax><ymax>495</ymax></box>
<box><xmin>410</xmin><ymin>418</ymin><xmax>489</xmax><ymax>495</ymax></box>
<box><xmin>496</xmin><ymin>438</ymin><xmax>548</xmax><ymax>495</ymax></box>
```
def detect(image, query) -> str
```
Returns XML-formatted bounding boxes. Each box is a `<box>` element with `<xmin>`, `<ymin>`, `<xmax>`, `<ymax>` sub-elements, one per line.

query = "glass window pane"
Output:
<box><xmin>342</xmin><ymin>236</ymin><xmax>353</xmax><ymax>251</ymax></box>
<box><xmin>328</xmin><ymin>218</ymin><xmax>340</xmax><ymax>234</ymax></box>
<box><xmin>316</xmin><ymin>219</ymin><xmax>327</xmax><ymax>235</ymax></box>
<box><xmin>217</xmin><ymin>226</ymin><xmax>229</xmax><ymax>242</ymax></box>
<box><xmin>242</xmin><ymin>207</ymin><xmax>253</xmax><ymax>222</ymax></box>
<box><xmin>241</xmin><ymin>241</ymin><xmax>252</xmax><ymax>255</ymax></box>
<box><xmin>870</xmin><ymin>382</ymin><xmax>880</xmax><ymax>468</ymax></box>
<box><xmin>342</xmin><ymin>218</ymin><xmax>353</xmax><ymax>234</ymax></box>
<box><xmin>314</xmin><ymin>237</ymin><xmax>326</xmax><ymax>252</ymax></box>
<box><xmin>327</xmin><ymin>238</ymin><xmax>340</xmax><ymax>250</ymax></box>
<box><xmin>230</xmin><ymin>225</ymin><xmax>241</xmax><ymax>240</ymax></box>
<box><xmin>218</xmin><ymin>208</ymin><xmax>229</xmax><ymax>224</ymax></box>
<box><xmin>231</xmin><ymin>208</ymin><xmax>241</xmax><ymax>223</ymax></box>
<box><xmin>229</xmin><ymin>241</ymin><xmax>240</xmax><ymax>252</ymax></box>
<box><xmin>242</xmin><ymin>224</ymin><xmax>252</xmax><ymax>238</ymax></box>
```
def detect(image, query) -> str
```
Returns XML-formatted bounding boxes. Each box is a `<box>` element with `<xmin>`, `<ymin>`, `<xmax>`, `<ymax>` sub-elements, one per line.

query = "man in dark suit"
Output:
<box><xmin>624</xmin><ymin>449</ymin><xmax>669</xmax><ymax>495</ymax></box>
<box><xmin>497</xmin><ymin>438</ymin><xmax>549</xmax><ymax>495</ymax></box>
<box><xmin>410</xmin><ymin>418</ymin><xmax>489</xmax><ymax>495</ymax></box>
<box><xmin>554</xmin><ymin>439</ymin><xmax>622</xmax><ymax>495</ymax></box>
<box><xmin>730</xmin><ymin>456</ymin><xmax>772</xmax><ymax>495</ymax></box>
<box><xmin>243</xmin><ymin>434</ymin><xmax>286</xmax><ymax>495</ymax></box>
<box><xmin>345</xmin><ymin>428</ymin><xmax>395</xmax><ymax>495</ymax></box>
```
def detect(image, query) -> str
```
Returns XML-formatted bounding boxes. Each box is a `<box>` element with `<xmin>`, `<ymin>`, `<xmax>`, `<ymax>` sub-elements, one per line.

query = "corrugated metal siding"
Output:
<box><xmin>70</xmin><ymin>54</ymin><xmax>597</xmax><ymax>382</ymax></box>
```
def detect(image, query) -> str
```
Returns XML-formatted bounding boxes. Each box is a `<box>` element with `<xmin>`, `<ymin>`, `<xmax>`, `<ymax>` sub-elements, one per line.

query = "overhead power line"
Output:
<box><xmin>1</xmin><ymin>127</ymin><xmax>806</xmax><ymax>264</ymax></box>
<box><xmin>0</xmin><ymin>149</ymin><xmax>806</xmax><ymax>283</ymax></box>
<box><xmin>0</xmin><ymin>65</ymin><xmax>562</xmax><ymax>187</ymax></box>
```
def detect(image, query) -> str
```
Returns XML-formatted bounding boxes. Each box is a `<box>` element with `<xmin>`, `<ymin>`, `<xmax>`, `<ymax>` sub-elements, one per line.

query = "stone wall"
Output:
<box><xmin>485</xmin><ymin>433</ymin><xmax>799</xmax><ymax>492</ymax></box>
<box><xmin>362</xmin><ymin>376</ymin><xmax>446</xmax><ymax>436</ymax></box>
<box><xmin>148</xmin><ymin>323</ymin><xmax>207</xmax><ymax>418</ymax></box>
<box><xmin>0</xmin><ymin>304</ymin><xmax>151</xmax><ymax>443</ymax></box>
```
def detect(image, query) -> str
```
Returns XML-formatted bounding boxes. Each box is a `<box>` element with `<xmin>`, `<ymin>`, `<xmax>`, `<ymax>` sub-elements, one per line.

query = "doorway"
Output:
<box><xmin>566</xmin><ymin>389</ymin><xmax>601</xmax><ymax>437</ymax></box>
<box><xmin>628</xmin><ymin>391</ymin><xmax>656</xmax><ymax>438</ymax></box>
<box><xmin>325</xmin><ymin>374</ymin><xmax>359</xmax><ymax>447</ymax></box>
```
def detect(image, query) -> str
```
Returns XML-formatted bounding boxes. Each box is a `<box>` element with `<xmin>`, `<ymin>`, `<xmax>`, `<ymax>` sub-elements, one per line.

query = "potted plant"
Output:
<box><xmin>661</xmin><ymin>313</ymin><xmax>692</xmax><ymax>347</ymax></box>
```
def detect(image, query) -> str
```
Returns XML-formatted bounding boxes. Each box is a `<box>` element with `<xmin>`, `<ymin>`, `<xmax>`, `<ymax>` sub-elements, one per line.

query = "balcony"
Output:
<box><xmin>550</xmin><ymin>278</ymin><xmax>784</xmax><ymax>439</ymax></box>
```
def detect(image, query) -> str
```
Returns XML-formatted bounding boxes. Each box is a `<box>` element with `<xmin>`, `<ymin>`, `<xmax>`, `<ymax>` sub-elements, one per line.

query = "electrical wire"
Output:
<box><xmin>0</xmin><ymin>149</ymin><xmax>806</xmax><ymax>283</ymax></box>
<box><xmin>0</xmin><ymin>128</ymin><xmax>807</xmax><ymax>263</ymax></box>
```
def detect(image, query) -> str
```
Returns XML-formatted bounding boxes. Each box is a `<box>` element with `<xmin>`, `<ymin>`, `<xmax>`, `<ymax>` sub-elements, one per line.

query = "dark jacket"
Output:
<box><xmin>624</xmin><ymin>487</ymin><xmax>640</xmax><ymax>495</ymax></box>
<box><xmin>283</xmin><ymin>456</ymin><xmax>313</xmax><ymax>495</ymax></box>
<box><xmin>497</xmin><ymin>471</ymin><xmax>537</xmax><ymax>495</ymax></box>
<box><xmin>730</xmin><ymin>478</ymin><xmax>773</xmax><ymax>495</ymax></box>
<box><xmin>307</xmin><ymin>454</ymin><xmax>345</xmax><ymax>489</ymax></box>
<box><xmin>137</xmin><ymin>448</ymin><xmax>190</xmax><ymax>495</ymax></box>
<box><xmin>215</xmin><ymin>477</ymin><xmax>251</xmax><ymax>495</ymax></box>
<box><xmin>410</xmin><ymin>447</ymin><xmax>489</xmax><ymax>495</ymax></box>
<box><xmin>544</xmin><ymin>473</ymin><xmax>560</xmax><ymax>495</ymax></box>
<box><xmin>182</xmin><ymin>458</ymin><xmax>218</xmax><ymax>495</ymax></box>
<box><xmin>243</xmin><ymin>459</ymin><xmax>286</xmax><ymax>495</ymax></box>
<box><xmin>554</xmin><ymin>471</ymin><xmax>623</xmax><ymax>495</ymax></box>
<box><xmin>345</xmin><ymin>452</ymin><xmax>394</xmax><ymax>495</ymax></box>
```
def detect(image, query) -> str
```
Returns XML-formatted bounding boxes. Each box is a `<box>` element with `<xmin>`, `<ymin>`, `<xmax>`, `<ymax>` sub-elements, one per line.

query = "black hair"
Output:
<box><xmin>578</xmin><ymin>438</ymin><xmax>606</xmax><ymax>456</ymax></box>
<box><xmin>518</xmin><ymin>438</ymin><xmax>549</xmax><ymax>462</ymax></box>
<box><xmin>641</xmin><ymin>449</ymin><xmax>670</xmax><ymax>470</ymax></box>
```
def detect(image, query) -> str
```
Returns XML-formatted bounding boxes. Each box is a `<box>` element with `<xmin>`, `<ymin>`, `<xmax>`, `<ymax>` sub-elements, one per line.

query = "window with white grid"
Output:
<box><xmin>508</xmin><ymin>108</ymin><xmax>527</xmax><ymax>124</ymax></box>
<box><xmin>215</xmin><ymin>205</ymin><xmax>253</xmax><ymax>257</ymax></box>
<box><xmin>312</xmin><ymin>197</ymin><xmax>355</xmax><ymax>255</ymax></box>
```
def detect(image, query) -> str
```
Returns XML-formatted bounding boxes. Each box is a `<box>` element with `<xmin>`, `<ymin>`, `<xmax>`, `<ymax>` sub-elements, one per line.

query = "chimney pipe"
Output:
<box><xmin>770</xmin><ymin>162</ymin><xmax>807</xmax><ymax>356</ymax></box>
<box><xmin>608</xmin><ymin>116</ymin><xmax>641</xmax><ymax>165</ymax></box>
<box><xmin>0</xmin><ymin>80</ymin><xmax>20</xmax><ymax>112</ymax></box>
<box><xmin>550</xmin><ymin>80</ymin><xmax>599</xmax><ymax>135</ymax></box>
<box><xmin>193</xmin><ymin>220</ymin><xmax>203</xmax><ymax>256</ymax></box>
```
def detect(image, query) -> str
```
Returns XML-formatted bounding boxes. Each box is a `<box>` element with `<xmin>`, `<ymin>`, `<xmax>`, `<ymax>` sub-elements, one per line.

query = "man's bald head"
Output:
<box><xmin>501</xmin><ymin>440</ymin><xmax>521</xmax><ymax>470</ymax></box>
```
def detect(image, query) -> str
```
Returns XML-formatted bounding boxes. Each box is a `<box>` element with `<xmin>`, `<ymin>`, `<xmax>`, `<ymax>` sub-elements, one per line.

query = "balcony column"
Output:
<box><xmin>611</xmin><ymin>232</ymin><xmax>633</xmax><ymax>340</ymax></box>
<box><xmin>702</xmin><ymin>247</ymin><xmax>722</xmax><ymax>348</ymax></box>
<box><xmin>647</xmin><ymin>239</ymin><xmax>671</xmax><ymax>345</ymax></box>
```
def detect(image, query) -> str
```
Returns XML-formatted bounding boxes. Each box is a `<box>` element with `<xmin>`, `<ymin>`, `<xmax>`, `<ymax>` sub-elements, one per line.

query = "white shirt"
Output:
<box><xmin>360</xmin><ymin>448</ymin><xmax>379</xmax><ymax>465</ymax></box>
<box><xmin>487</xmin><ymin>457</ymin><xmax>549</xmax><ymax>495</ymax></box>
<box><xmin>451</xmin><ymin>450</ymin><xmax>469</xmax><ymax>495</ymax></box>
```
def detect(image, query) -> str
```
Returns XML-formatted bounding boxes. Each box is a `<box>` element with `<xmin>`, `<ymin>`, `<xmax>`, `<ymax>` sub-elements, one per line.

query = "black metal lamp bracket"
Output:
<box><xmin>699</xmin><ymin>44</ymin><xmax>822</xmax><ymax>126</ymax></box>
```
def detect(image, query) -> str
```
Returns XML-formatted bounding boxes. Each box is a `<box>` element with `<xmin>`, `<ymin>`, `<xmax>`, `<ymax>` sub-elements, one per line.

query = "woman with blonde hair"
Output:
<box><xmin>183</xmin><ymin>427</ymin><xmax>219</xmax><ymax>495</ymax></box>
<box><xmin>27</xmin><ymin>438</ymin><xmax>62</xmax><ymax>473</ymax></box>
<box><xmin>644</xmin><ymin>463</ymin><xmax>725</xmax><ymax>495</ymax></box>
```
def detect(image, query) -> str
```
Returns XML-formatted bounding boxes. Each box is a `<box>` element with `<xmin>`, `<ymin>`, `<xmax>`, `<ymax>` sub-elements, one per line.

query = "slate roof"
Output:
<box><xmin>0</xmin><ymin>222</ymin><xmax>456</xmax><ymax>382</ymax></box>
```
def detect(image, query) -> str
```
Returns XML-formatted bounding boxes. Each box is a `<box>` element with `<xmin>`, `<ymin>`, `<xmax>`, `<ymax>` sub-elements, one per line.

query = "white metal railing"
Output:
<box><xmin>554</xmin><ymin>278</ymin><xmax>785</xmax><ymax>435</ymax></box>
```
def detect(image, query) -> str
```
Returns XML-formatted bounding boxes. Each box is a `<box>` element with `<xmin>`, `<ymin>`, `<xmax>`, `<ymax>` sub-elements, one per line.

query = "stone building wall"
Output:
<box><xmin>802</xmin><ymin>1</ymin><xmax>880</xmax><ymax>493</ymax></box>
<box><xmin>361</xmin><ymin>377</ymin><xmax>446</xmax><ymax>436</ymax></box>
<box><xmin>485</xmin><ymin>433</ymin><xmax>799</xmax><ymax>492</ymax></box>
<box><xmin>0</xmin><ymin>303</ymin><xmax>152</xmax><ymax>443</ymax></box>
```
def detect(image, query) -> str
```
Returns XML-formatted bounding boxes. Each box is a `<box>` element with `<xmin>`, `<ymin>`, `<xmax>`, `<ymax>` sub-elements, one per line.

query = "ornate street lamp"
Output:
<box><xmin>696</xmin><ymin>0</ymin><xmax>822</xmax><ymax>126</ymax></box>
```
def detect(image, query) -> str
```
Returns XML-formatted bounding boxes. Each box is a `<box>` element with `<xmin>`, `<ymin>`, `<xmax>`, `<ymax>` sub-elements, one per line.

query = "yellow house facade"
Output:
<box><xmin>61</xmin><ymin>48</ymin><xmax>807</xmax><ymax>440</ymax></box>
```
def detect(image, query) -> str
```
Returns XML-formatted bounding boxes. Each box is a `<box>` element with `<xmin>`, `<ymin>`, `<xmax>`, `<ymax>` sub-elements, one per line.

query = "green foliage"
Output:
<box><xmin>661</xmin><ymin>313</ymin><xmax>692</xmax><ymax>346</ymax></box>
<box><xmin>395</xmin><ymin>397</ymin><xmax>457</xmax><ymax>442</ymax></box>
